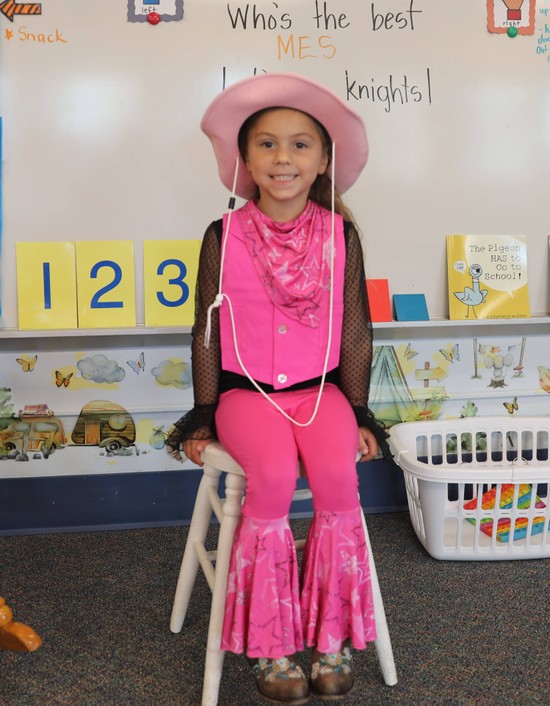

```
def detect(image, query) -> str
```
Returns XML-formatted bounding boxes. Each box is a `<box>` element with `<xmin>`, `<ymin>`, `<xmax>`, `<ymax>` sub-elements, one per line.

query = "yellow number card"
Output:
<box><xmin>143</xmin><ymin>240</ymin><xmax>201</xmax><ymax>326</ymax></box>
<box><xmin>16</xmin><ymin>241</ymin><xmax>78</xmax><ymax>330</ymax></box>
<box><xmin>76</xmin><ymin>241</ymin><xmax>136</xmax><ymax>328</ymax></box>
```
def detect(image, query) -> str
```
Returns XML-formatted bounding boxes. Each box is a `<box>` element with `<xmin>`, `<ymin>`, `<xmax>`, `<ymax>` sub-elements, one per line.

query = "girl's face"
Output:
<box><xmin>244</xmin><ymin>108</ymin><xmax>329</xmax><ymax>222</ymax></box>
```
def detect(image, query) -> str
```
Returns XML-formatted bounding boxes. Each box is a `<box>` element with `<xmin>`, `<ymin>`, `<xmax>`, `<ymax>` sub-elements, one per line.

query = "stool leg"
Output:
<box><xmin>362</xmin><ymin>513</ymin><xmax>398</xmax><ymax>687</ymax></box>
<box><xmin>202</xmin><ymin>471</ymin><xmax>246</xmax><ymax>706</ymax></box>
<box><xmin>170</xmin><ymin>465</ymin><xmax>221</xmax><ymax>633</ymax></box>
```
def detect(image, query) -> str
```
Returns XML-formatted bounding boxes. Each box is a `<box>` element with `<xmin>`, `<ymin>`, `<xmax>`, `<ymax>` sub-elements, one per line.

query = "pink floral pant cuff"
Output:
<box><xmin>221</xmin><ymin>508</ymin><xmax>376</xmax><ymax>658</ymax></box>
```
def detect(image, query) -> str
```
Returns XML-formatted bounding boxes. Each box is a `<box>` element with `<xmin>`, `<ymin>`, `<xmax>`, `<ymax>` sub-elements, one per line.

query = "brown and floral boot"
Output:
<box><xmin>310</xmin><ymin>640</ymin><xmax>354</xmax><ymax>700</ymax></box>
<box><xmin>251</xmin><ymin>656</ymin><xmax>310</xmax><ymax>704</ymax></box>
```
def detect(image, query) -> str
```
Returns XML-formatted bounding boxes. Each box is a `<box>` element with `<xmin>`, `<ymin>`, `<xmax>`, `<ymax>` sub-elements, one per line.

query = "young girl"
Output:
<box><xmin>167</xmin><ymin>73</ymin><xmax>388</xmax><ymax>704</ymax></box>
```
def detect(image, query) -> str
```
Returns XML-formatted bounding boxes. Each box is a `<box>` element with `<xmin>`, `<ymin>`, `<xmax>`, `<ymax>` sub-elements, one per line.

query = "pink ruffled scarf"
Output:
<box><xmin>239</xmin><ymin>200</ymin><xmax>332</xmax><ymax>328</ymax></box>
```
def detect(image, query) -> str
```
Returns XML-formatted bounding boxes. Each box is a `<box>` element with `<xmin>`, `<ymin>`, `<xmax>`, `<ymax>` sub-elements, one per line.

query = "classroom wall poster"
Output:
<box><xmin>487</xmin><ymin>0</ymin><xmax>536</xmax><ymax>34</ymax></box>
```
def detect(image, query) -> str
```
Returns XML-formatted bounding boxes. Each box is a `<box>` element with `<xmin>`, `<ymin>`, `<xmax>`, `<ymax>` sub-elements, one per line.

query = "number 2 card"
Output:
<box><xmin>76</xmin><ymin>241</ymin><xmax>136</xmax><ymax>328</ymax></box>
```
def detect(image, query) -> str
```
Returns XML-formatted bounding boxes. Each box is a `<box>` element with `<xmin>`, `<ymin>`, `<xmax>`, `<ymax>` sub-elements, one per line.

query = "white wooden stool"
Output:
<box><xmin>170</xmin><ymin>441</ymin><xmax>397</xmax><ymax>706</ymax></box>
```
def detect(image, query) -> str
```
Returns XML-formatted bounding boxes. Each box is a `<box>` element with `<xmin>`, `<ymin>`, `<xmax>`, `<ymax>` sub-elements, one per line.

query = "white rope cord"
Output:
<box><xmin>205</xmin><ymin>144</ymin><xmax>337</xmax><ymax>428</ymax></box>
<box><xmin>203</xmin><ymin>156</ymin><xmax>240</xmax><ymax>349</ymax></box>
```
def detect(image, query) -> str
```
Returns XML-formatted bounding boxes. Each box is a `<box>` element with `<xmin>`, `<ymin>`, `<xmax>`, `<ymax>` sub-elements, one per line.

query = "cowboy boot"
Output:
<box><xmin>310</xmin><ymin>640</ymin><xmax>354</xmax><ymax>699</ymax></box>
<box><xmin>251</xmin><ymin>655</ymin><xmax>310</xmax><ymax>704</ymax></box>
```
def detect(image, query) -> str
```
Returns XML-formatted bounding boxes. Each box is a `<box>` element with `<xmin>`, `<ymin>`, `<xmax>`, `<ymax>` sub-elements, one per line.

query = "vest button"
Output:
<box><xmin>277</xmin><ymin>373</ymin><xmax>287</xmax><ymax>384</ymax></box>
<box><xmin>277</xmin><ymin>324</ymin><xmax>287</xmax><ymax>334</ymax></box>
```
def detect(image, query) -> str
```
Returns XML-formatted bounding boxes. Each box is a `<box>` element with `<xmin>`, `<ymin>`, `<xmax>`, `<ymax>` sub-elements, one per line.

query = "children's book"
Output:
<box><xmin>366</xmin><ymin>279</ymin><xmax>392</xmax><ymax>322</ymax></box>
<box><xmin>393</xmin><ymin>293</ymin><xmax>429</xmax><ymax>322</ymax></box>
<box><xmin>447</xmin><ymin>235</ymin><xmax>530</xmax><ymax>320</ymax></box>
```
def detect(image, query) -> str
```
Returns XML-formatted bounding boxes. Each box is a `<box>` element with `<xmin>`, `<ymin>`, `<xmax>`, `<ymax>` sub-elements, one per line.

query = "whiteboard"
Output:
<box><xmin>1</xmin><ymin>0</ymin><xmax>550</xmax><ymax>327</ymax></box>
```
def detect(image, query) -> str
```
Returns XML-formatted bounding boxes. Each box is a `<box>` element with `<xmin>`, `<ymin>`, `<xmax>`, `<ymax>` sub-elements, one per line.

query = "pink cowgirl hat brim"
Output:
<box><xmin>200</xmin><ymin>72</ymin><xmax>368</xmax><ymax>200</ymax></box>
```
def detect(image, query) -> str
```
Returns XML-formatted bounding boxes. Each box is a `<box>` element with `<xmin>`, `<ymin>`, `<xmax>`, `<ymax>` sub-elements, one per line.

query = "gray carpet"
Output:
<box><xmin>1</xmin><ymin>512</ymin><xmax>548</xmax><ymax>705</ymax></box>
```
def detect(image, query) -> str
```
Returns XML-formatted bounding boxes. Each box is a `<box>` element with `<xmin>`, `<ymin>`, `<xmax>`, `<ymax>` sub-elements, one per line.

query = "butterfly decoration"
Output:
<box><xmin>127</xmin><ymin>352</ymin><xmax>145</xmax><ymax>374</ymax></box>
<box><xmin>55</xmin><ymin>371</ymin><xmax>73</xmax><ymax>388</ymax></box>
<box><xmin>439</xmin><ymin>343</ymin><xmax>459</xmax><ymax>363</ymax></box>
<box><xmin>16</xmin><ymin>355</ymin><xmax>38</xmax><ymax>372</ymax></box>
<box><xmin>403</xmin><ymin>343</ymin><xmax>418</xmax><ymax>361</ymax></box>
<box><xmin>503</xmin><ymin>397</ymin><xmax>518</xmax><ymax>415</ymax></box>
<box><xmin>150</xmin><ymin>426</ymin><xmax>167</xmax><ymax>450</ymax></box>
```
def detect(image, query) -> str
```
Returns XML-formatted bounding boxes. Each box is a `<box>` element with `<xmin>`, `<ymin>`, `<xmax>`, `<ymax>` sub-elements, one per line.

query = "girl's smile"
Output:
<box><xmin>244</xmin><ymin>108</ymin><xmax>329</xmax><ymax>221</ymax></box>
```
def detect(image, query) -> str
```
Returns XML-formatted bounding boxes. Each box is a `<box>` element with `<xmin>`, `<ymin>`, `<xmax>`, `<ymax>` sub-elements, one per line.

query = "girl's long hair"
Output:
<box><xmin>238</xmin><ymin>108</ymin><xmax>355</xmax><ymax>223</ymax></box>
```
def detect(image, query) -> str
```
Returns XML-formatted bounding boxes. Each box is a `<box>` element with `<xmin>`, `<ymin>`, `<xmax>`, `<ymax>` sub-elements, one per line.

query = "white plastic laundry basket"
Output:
<box><xmin>388</xmin><ymin>418</ymin><xmax>550</xmax><ymax>560</ymax></box>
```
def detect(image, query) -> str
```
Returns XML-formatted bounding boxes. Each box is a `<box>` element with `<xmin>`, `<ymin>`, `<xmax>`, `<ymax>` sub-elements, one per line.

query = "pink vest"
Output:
<box><xmin>218</xmin><ymin>206</ymin><xmax>345</xmax><ymax>390</ymax></box>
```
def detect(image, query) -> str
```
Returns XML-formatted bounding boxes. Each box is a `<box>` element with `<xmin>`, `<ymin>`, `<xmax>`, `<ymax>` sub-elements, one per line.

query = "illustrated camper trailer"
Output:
<box><xmin>0</xmin><ymin>405</ymin><xmax>67</xmax><ymax>457</ymax></box>
<box><xmin>71</xmin><ymin>401</ymin><xmax>135</xmax><ymax>452</ymax></box>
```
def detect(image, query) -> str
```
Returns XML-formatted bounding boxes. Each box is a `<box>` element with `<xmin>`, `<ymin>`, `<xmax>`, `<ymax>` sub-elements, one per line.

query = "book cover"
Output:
<box><xmin>447</xmin><ymin>235</ymin><xmax>530</xmax><ymax>320</ymax></box>
<box><xmin>393</xmin><ymin>293</ymin><xmax>429</xmax><ymax>322</ymax></box>
<box><xmin>366</xmin><ymin>279</ymin><xmax>392</xmax><ymax>322</ymax></box>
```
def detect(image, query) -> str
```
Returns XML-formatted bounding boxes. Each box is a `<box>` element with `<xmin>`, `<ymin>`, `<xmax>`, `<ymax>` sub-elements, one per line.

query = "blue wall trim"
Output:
<box><xmin>0</xmin><ymin>458</ymin><xmax>407</xmax><ymax>536</ymax></box>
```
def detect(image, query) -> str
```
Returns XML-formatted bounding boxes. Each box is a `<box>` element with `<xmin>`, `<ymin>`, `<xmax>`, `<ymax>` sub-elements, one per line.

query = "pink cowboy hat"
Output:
<box><xmin>200</xmin><ymin>72</ymin><xmax>368</xmax><ymax>200</ymax></box>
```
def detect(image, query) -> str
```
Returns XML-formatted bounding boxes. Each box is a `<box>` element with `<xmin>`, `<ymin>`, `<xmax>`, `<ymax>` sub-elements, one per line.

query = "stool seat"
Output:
<box><xmin>170</xmin><ymin>441</ymin><xmax>397</xmax><ymax>706</ymax></box>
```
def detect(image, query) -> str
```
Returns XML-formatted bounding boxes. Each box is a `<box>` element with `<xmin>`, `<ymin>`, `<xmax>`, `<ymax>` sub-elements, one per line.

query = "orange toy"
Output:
<box><xmin>0</xmin><ymin>596</ymin><xmax>42</xmax><ymax>652</ymax></box>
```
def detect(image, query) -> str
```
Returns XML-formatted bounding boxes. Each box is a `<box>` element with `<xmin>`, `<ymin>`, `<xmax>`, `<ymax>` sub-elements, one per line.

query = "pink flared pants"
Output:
<box><xmin>215</xmin><ymin>384</ymin><xmax>377</xmax><ymax>658</ymax></box>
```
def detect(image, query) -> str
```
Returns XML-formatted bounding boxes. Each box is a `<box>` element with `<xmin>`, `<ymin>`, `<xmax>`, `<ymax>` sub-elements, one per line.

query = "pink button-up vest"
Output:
<box><xmin>218</xmin><ymin>205</ymin><xmax>345</xmax><ymax>390</ymax></box>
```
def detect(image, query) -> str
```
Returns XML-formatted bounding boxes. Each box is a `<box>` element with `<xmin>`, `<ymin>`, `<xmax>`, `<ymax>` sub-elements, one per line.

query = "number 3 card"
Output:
<box><xmin>143</xmin><ymin>240</ymin><xmax>201</xmax><ymax>326</ymax></box>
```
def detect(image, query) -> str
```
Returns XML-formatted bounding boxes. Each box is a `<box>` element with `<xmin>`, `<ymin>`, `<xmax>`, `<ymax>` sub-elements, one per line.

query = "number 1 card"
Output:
<box><xmin>16</xmin><ymin>241</ymin><xmax>78</xmax><ymax>330</ymax></box>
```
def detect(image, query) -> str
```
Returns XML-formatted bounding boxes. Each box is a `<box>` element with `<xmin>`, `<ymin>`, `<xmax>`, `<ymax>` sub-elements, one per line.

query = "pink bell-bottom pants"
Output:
<box><xmin>215</xmin><ymin>384</ymin><xmax>377</xmax><ymax>658</ymax></box>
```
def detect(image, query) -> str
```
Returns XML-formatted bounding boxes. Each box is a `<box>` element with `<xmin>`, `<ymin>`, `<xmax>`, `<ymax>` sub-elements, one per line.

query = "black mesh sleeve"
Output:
<box><xmin>165</xmin><ymin>222</ymin><xmax>222</xmax><ymax>461</ymax></box>
<box><xmin>341</xmin><ymin>223</ymin><xmax>390</xmax><ymax>456</ymax></box>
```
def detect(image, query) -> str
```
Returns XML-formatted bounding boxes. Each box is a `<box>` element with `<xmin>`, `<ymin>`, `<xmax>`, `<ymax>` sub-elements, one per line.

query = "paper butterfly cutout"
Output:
<box><xmin>16</xmin><ymin>355</ymin><xmax>38</xmax><ymax>372</ymax></box>
<box><xmin>439</xmin><ymin>343</ymin><xmax>459</xmax><ymax>363</ymax></box>
<box><xmin>127</xmin><ymin>352</ymin><xmax>145</xmax><ymax>374</ymax></box>
<box><xmin>403</xmin><ymin>343</ymin><xmax>418</xmax><ymax>361</ymax></box>
<box><xmin>503</xmin><ymin>397</ymin><xmax>518</xmax><ymax>415</ymax></box>
<box><xmin>55</xmin><ymin>371</ymin><xmax>73</xmax><ymax>388</ymax></box>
